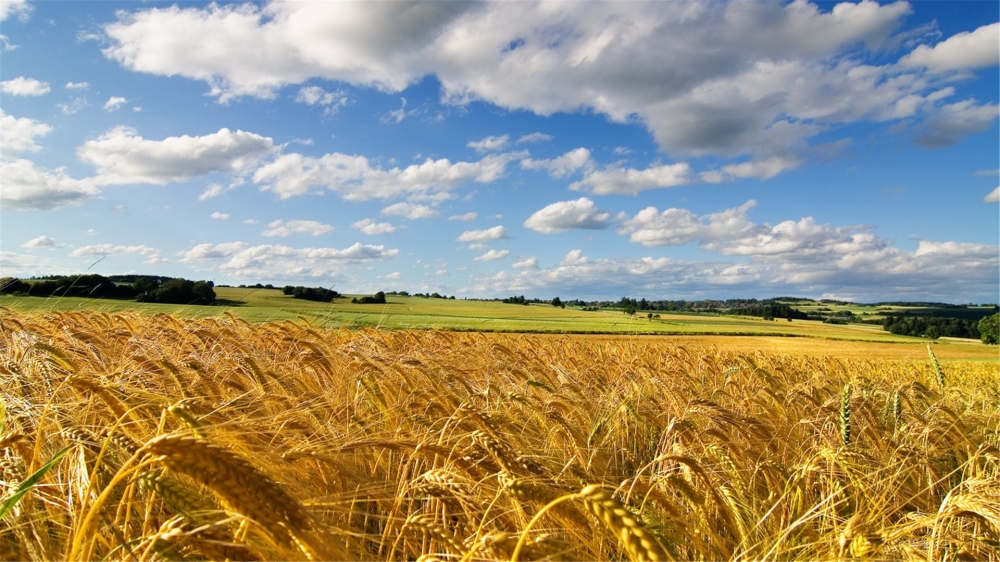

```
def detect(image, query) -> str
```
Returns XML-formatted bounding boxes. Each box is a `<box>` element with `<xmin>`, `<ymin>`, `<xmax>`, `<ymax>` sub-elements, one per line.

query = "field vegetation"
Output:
<box><xmin>1</xmin><ymin>309</ymin><xmax>998</xmax><ymax>560</ymax></box>
<box><xmin>4</xmin><ymin>287</ymin><xmax>997</xmax><ymax>350</ymax></box>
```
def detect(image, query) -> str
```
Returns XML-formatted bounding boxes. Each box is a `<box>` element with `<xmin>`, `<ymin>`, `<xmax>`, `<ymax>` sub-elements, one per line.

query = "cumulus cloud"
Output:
<box><xmin>352</xmin><ymin>218</ymin><xmax>396</xmax><ymax>235</ymax></box>
<box><xmin>210</xmin><ymin>212</ymin><xmax>229</xmax><ymax>220</ymax></box>
<box><xmin>262</xmin><ymin>219</ymin><xmax>334</xmax><ymax>237</ymax></box>
<box><xmin>65</xmin><ymin>81</ymin><xmax>89</xmax><ymax>90</ymax></box>
<box><xmin>295</xmin><ymin>85</ymin><xmax>348</xmax><ymax>115</ymax></box>
<box><xmin>570</xmin><ymin>162</ymin><xmax>692</xmax><ymax>195</ymax></box>
<box><xmin>254</xmin><ymin>151</ymin><xmax>513</xmax><ymax>200</ymax></box>
<box><xmin>0</xmin><ymin>110</ymin><xmax>52</xmax><ymax>155</ymax></box>
<box><xmin>103</xmin><ymin>96</ymin><xmax>128</xmax><ymax>111</ymax></box>
<box><xmin>78</xmin><ymin>126</ymin><xmax>277</xmax><ymax>185</ymax></box>
<box><xmin>0</xmin><ymin>158</ymin><xmax>98</xmax><ymax>210</ymax></box>
<box><xmin>448</xmin><ymin>212</ymin><xmax>477</xmax><ymax>221</ymax></box>
<box><xmin>181</xmin><ymin>242</ymin><xmax>247</xmax><ymax>262</ymax></box>
<box><xmin>467</xmin><ymin>134</ymin><xmax>509</xmax><ymax>153</ymax></box>
<box><xmin>382</xmin><ymin>202</ymin><xmax>438</xmax><ymax>219</ymax></box>
<box><xmin>100</xmin><ymin>0</ymin><xmax>961</xmax><ymax>166</ymax></box>
<box><xmin>985</xmin><ymin>187</ymin><xmax>1000</xmax><ymax>203</ymax></box>
<box><xmin>457</xmin><ymin>225</ymin><xmax>508</xmax><ymax>242</ymax></box>
<box><xmin>523</xmin><ymin>197</ymin><xmax>612</xmax><ymax>234</ymax></box>
<box><xmin>71</xmin><ymin>244</ymin><xmax>166</xmax><ymax>264</ymax></box>
<box><xmin>914</xmin><ymin>100</ymin><xmax>999</xmax><ymax>148</ymax></box>
<box><xmin>512</xmin><ymin>256</ymin><xmax>538</xmax><ymax>269</ymax></box>
<box><xmin>181</xmin><ymin>241</ymin><xmax>399</xmax><ymax>280</ymax></box>
<box><xmin>0</xmin><ymin>0</ymin><xmax>32</xmax><ymax>22</ymax></box>
<box><xmin>899</xmin><ymin>22</ymin><xmax>1000</xmax><ymax>72</ymax></box>
<box><xmin>468</xmin><ymin>235</ymin><xmax>999</xmax><ymax>303</ymax></box>
<box><xmin>475</xmin><ymin>249</ymin><xmax>509</xmax><ymax>262</ymax></box>
<box><xmin>521</xmin><ymin>148</ymin><xmax>593</xmax><ymax>178</ymax></box>
<box><xmin>20</xmin><ymin>235</ymin><xmax>55</xmax><ymax>249</ymax></box>
<box><xmin>1</xmin><ymin>76</ymin><xmax>50</xmax><ymax>96</ymax></box>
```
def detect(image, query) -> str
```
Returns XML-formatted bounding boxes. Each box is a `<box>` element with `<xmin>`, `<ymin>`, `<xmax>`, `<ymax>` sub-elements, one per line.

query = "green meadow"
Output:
<box><xmin>0</xmin><ymin>286</ymin><xmax>978</xmax><ymax>344</ymax></box>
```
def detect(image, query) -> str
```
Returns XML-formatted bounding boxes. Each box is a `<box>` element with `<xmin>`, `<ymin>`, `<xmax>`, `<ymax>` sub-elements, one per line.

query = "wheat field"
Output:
<box><xmin>1</xmin><ymin>309</ymin><xmax>998</xmax><ymax>561</ymax></box>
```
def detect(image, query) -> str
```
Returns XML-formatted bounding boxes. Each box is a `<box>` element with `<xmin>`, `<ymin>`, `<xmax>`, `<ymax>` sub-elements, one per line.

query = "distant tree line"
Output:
<box><xmin>882</xmin><ymin>315</ymin><xmax>980</xmax><ymax>340</ymax></box>
<box><xmin>0</xmin><ymin>275</ymin><xmax>215</xmax><ymax>305</ymax></box>
<box><xmin>283</xmin><ymin>285</ymin><xmax>340</xmax><ymax>302</ymax></box>
<box><xmin>352</xmin><ymin>291</ymin><xmax>386</xmax><ymax>304</ymax></box>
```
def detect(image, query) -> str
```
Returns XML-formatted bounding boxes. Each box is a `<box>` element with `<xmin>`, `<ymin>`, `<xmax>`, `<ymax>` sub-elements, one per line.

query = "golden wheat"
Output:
<box><xmin>0</xmin><ymin>309</ymin><xmax>997</xmax><ymax>561</ymax></box>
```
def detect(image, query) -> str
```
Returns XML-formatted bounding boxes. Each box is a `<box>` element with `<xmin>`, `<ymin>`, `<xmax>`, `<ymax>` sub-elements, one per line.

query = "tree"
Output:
<box><xmin>551</xmin><ymin>297</ymin><xmax>563</xmax><ymax>308</ymax></box>
<box><xmin>980</xmin><ymin>313</ymin><xmax>999</xmax><ymax>345</ymax></box>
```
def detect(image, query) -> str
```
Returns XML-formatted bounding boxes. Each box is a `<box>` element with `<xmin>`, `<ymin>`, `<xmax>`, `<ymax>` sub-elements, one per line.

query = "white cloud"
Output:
<box><xmin>352</xmin><ymin>218</ymin><xmax>396</xmax><ymax>235</ymax></box>
<box><xmin>468</xmin><ymin>134</ymin><xmax>509</xmax><ymax>153</ymax></box>
<box><xmin>469</xmin><ymin>233</ymin><xmax>999</xmax><ymax>303</ymax></box>
<box><xmin>1</xmin><ymin>34</ymin><xmax>19</xmax><ymax>52</ymax></box>
<box><xmin>103</xmin><ymin>96</ymin><xmax>128</xmax><ymax>111</ymax></box>
<box><xmin>0</xmin><ymin>0</ymin><xmax>32</xmax><ymax>22</ymax></box>
<box><xmin>198</xmin><ymin>183</ymin><xmax>227</xmax><ymax>201</ymax></box>
<box><xmin>521</xmin><ymin>148</ymin><xmax>593</xmax><ymax>178</ymax></box>
<box><xmin>182</xmin><ymin>242</ymin><xmax>399</xmax><ymax>280</ymax></box>
<box><xmin>570</xmin><ymin>162</ymin><xmax>692</xmax><ymax>195</ymax></box>
<box><xmin>78</xmin><ymin>126</ymin><xmax>277</xmax><ymax>185</ymax></box>
<box><xmin>985</xmin><ymin>187</ymin><xmax>1000</xmax><ymax>203</ymax></box>
<box><xmin>20</xmin><ymin>235</ymin><xmax>55</xmax><ymax>249</ymax></box>
<box><xmin>516</xmin><ymin>132</ymin><xmax>552</xmax><ymax>144</ymax></box>
<box><xmin>210</xmin><ymin>211</ymin><xmax>229</xmax><ymax>220</ymax></box>
<box><xmin>71</xmin><ymin>244</ymin><xmax>166</xmax><ymax>265</ymax></box>
<box><xmin>242</xmin><ymin>219</ymin><xmax>258</xmax><ymax>225</ymax></box>
<box><xmin>0</xmin><ymin>110</ymin><xmax>52</xmax><ymax>155</ymax></box>
<box><xmin>381</xmin><ymin>97</ymin><xmax>409</xmax><ymax>124</ymax></box>
<box><xmin>523</xmin><ymin>197</ymin><xmax>612</xmax><ymax>234</ymax></box>
<box><xmin>262</xmin><ymin>219</ymin><xmax>334</xmax><ymax>237</ymax></box>
<box><xmin>475</xmin><ymin>249</ymin><xmax>509</xmax><ymax>262</ymax></box>
<box><xmin>0</xmin><ymin>158</ymin><xmax>98</xmax><ymax>210</ymax></box>
<box><xmin>65</xmin><ymin>81</ymin><xmax>90</xmax><ymax>90</ymax></box>
<box><xmin>721</xmin><ymin>155</ymin><xmax>801</xmax><ymax>180</ymax></box>
<box><xmin>254</xmin><ymin>151</ymin><xmax>512</xmax><ymax>201</ymax></box>
<box><xmin>181</xmin><ymin>242</ymin><xmax>247</xmax><ymax>262</ymax></box>
<box><xmin>57</xmin><ymin>97</ymin><xmax>88</xmax><ymax>115</ymax></box>
<box><xmin>1</xmin><ymin>76</ymin><xmax>50</xmax><ymax>96</ymax></box>
<box><xmin>448</xmin><ymin>212</ymin><xmax>477</xmax><ymax>221</ymax></box>
<box><xmin>915</xmin><ymin>100</ymin><xmax>999</xmax><ymax>148</ymax></box>
<box><xmin>295</xmin><ymin>85</ymin><xmax>348</xmax><ymax>115</ymax></box>
<box><xmin>382</xmin><ymin>202</ymin><xmax>438</xmax><ymax>219</ymax></box>
<box><xmin>512</xmin><ymin>256</ymin><xmax>538</xmax><ymax>269</ymax></box>
<box><xmin>899</xmin><ymin>22</ymin><xmax>1000</xmax><ymax>72</ymax></box>
<box><xmin>100</xmin><ymin>0</ymin><xmax>953</xmax><ymax>165</ymax></box>
<box><xmin>457</xmin><ymin>225</ymin><xmax>508</xmax><ymax>242</ymax></box>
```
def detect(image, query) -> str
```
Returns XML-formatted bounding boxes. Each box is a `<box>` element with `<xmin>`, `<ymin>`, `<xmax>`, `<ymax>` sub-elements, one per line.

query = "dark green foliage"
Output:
<box><xmin>20</xmin><ymin>274</ymin><xmax>137</xmax><ymax>299</ymax></box>
<box><xmin>882</xmin><ymin>315</ymin><xmax>980</xmax><ymax>339</ymax></box>
<box><xmin>980</xmin><ymin>313</ymin><xmax>999</xmax><ymax>344</ymax></box>
<box><xmin>283</xmin><ymin>286</ymin><xmax>340</xmax><ymax>302</ymax></box>
<box><xmin>136</xmin><ymin>279</ymin><xmax>215</xmax><ymax>305</ymax></box>
<box><xmin>0</xmin><ymin>278</ymin><xmax>30</xmax><ymax>294</ymax></box>
<box><xmin>352</xmin><ymin>291</ymin><xmax>386</xmax><ymax>304</ymax></box>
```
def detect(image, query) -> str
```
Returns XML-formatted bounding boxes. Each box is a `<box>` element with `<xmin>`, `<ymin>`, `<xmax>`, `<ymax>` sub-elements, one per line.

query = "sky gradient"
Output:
<box><xmin>1</xmin><ymin>0</ymin><xmax>998</xmax><ymax>302</ymax></box>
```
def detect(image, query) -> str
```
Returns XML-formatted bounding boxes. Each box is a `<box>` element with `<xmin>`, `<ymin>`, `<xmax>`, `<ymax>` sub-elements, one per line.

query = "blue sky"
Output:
<box><xmin>1</xmin><ymin>0</ymin><xmax>997</xmax><ymax>302</ymax></box>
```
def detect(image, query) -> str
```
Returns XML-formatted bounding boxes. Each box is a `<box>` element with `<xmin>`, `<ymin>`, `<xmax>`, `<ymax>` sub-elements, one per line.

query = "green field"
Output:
<box><xmin>2</xmin><ymin>286</ymin><xmax>989</xmax><ymax>347</ymax></box>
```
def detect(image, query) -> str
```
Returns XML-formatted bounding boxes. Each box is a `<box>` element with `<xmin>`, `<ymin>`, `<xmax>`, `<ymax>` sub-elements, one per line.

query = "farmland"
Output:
<box><xmin>1</xmin><ymin>308</ymin><xmax>998</xmax><ymax>561</ymax></box>
<box><xmin>2</xmin><ymin>287</ymin><xmax>996</xmax><ymax>356</ymax></box>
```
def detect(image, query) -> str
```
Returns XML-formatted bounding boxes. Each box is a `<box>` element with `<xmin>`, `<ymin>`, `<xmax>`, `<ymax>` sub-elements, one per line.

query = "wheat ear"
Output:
<box><xmin>140</xmin><ymin>435</ymin><xmax>309</xmax><ymax>540</ymax></box>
